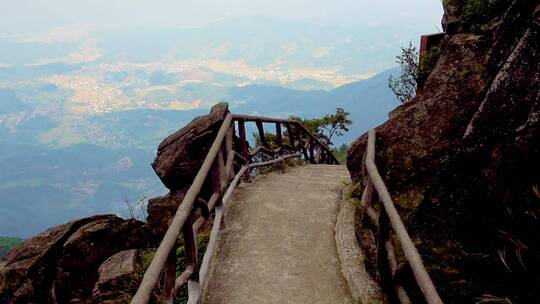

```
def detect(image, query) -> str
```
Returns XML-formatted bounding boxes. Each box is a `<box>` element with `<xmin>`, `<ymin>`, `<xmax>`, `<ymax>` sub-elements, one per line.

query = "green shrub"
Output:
<box><xmin>461</xmin><ymin>0</ymin><xmax>511</xmax><ymax>33</ymax></box>
<box><xmin>418</xmin><ymin>44</ymin><xmax>442</xmax><ymax>87</ymax></box>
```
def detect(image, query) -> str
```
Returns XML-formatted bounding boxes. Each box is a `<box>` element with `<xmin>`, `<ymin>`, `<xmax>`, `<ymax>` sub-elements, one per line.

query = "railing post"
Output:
<box><xmin>377</xmin><ymin>204</ymin><xmax>398</xmax><ymax>303</ymax></box>
<box><xmin>276</xmin><ymin>123</ymin><xmax>285</xmax><ymax>171</ymax></box>
<box><xmin>365</xmin><ymin>129</ymin><xmax>443</xmax><ymax>304</ymax></box>
<box><xmin>183</xmin><ymin>213</ymin><xmax>199</xmax><ymax>301</ymax></box>
<box><xmin>296</xmin><ymin>125</ymin><xmax>309</xmax><ymax>161</ymax></box>
<box><xmin>238</xmin><ymin>119</ymin><xmax>251</xmax><ymax>181</ymax></box>
<box><xmin>225</xmin><ymin>123</ymin><xmax>235</xmax><ymax>181</ymax></box>
<box><xmin>255</xmin><ymin>120</ymin><xmax>270</xmax><ymax>148</ymax></box>
<box><xmin>211</xmin><ymin>147</ymin><xmax>226</xmax><ymax>200</ymax></box>
<box><xmin>308</xmin><ymin>137</ymin><xmax>315</xmax><ymax>164</ymax></box>
<box><xmin>160</xmin><ymin>247</ymin><xmax>177</xmax><ymax>303</ymax></box>
<box><xmin>285</xmin><ymin>123</ymin><xmax>295</xmax><ymax>148</ymax></box>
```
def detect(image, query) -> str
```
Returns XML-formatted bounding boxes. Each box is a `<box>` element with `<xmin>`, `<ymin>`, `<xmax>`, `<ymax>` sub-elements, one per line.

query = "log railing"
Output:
<box><xmin>131</xmin><ymin>112</ymin><xmax>338</xmax><ymax>304</ymax></box>
<box><xmin>360</xmin><ymin>129</ymin><xmax>443</xmax><ymax>304</ymax></box>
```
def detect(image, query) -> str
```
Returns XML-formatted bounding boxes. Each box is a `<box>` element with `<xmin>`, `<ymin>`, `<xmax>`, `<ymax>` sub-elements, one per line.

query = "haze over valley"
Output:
<box><xmin>0</xmin><ymin>2</ymin><xmax>442</xmax><ymax>237</ymax></box>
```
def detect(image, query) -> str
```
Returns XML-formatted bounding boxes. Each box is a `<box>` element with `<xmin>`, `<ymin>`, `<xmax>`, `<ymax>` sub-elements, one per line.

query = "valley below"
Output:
<box><xmin>0</xmin><ymin>17</ymin><xmax>416</xmax><ymax>238</ymax></box>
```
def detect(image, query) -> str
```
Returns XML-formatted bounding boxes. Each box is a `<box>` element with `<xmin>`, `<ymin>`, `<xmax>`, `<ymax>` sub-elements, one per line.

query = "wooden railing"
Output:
<box><xmin>131</xmin><ymin>112</ymin><xmax>338</xmax><ymax>304</ymax></box>
<box><xmin>360</xmin><ymin>129</ymin><xmax>443</xmax><ymax>304</ymax></box>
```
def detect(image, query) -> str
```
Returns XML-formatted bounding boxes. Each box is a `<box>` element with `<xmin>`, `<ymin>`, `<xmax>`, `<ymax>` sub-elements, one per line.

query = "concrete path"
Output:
<box><xmin>202</xmin><ymin>164</ymin><xmax>353</xmax><ymax>304</ymax></box>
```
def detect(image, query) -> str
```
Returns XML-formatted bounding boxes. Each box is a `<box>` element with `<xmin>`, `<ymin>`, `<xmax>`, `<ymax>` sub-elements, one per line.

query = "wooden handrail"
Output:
<box><xmin>362</xmin><ymin>129</ymin><xmax>443</xmax><ymax>304</ymax></box>
<box><xmin>131</xmin><ymin>111</ymin><xmax>339</xmax><ymax>304</ymax></box>
<box><xmin>232</xmin><ymin>114</ymin><xmax>339</xmax><ymax>164</ymax></box>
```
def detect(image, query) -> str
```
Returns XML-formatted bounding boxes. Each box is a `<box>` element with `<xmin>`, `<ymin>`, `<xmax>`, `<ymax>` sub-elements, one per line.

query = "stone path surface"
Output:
<box><xmin>202</xmin><ymin>164</ymin><xmax>353</xmax><ymax>304</ymax></box>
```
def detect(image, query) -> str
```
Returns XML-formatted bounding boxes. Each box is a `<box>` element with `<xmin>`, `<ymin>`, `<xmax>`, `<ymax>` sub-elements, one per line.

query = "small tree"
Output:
<box><xmin>388</xmin><ymin>42</ymin><xmax>419</xmax><ymax>103</ymax></box>
<box><xmin>320</xmin><ymin>108</ymin><xmax>352</xmax><ymax>145</ymax></box>
<box><xmin>290</xmin><ymin>107</ymin><xmax>352</xmax><ymax>147</ymax></box>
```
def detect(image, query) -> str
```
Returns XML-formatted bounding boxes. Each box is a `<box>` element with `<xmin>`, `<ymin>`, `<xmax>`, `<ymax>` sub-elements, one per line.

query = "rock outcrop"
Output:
<box><xmin>93</xmin><ymin>248</ymin><xmax>155</xmax><ymax>303</ymax></box>
<box><xmin>348</xmin><ymin>1</ymin><xmax>540</xmax><ymax>302</ymax></box>
<box><xmin>0</xmin><ymin>215</ymin><xmax>152</xmax><ymax>304</ymax></box>
<box><xmin>148</xmin><ymin>102</ymin><xmax>229</xmax><ymax>237</ymax></box>
<box><xmin>152</xmin><ymin>102</ymin><xmax>229</xmax><ymax>190</ymax></box>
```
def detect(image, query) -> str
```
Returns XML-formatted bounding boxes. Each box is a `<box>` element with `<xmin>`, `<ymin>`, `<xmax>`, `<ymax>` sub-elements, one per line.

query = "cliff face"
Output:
<box><xmin>347</xmin><ymin>1</ymin><xmax>539</xmax><ymax>302</ymax></box>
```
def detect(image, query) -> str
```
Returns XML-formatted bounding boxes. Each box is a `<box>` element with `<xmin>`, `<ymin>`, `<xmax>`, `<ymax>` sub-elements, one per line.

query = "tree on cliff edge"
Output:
<box><xmin>289</xmin><ymin>107</ymin><xmax>352</xmax><ymax>147</ymax></box>
<box><xmin>388</xmin><ymin>42</ymin><xmax>419</xmax><ymax>103</ymax></box>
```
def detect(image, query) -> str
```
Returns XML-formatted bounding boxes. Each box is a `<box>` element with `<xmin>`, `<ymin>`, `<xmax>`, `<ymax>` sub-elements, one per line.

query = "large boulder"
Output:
<box><xmin>92</xmin><ymin>249</ymin><xmax>155</xmax><ymax>303</ymax></box>
<box><xmin>348</xmin><ymin>1</ymin><xmax>540</xmax><ymax>302</ymax></box>
<box><xmin>152</xmin><ymin>102</ymin><xmax>229</xmax><ymax>190</ymax></box>
<box><xmin>148</xmin><ymin>102</ymin><xmax>229</xmax><ymax>238</ymax></box>
<box><xmin>0</xmin><ymin>215</ymin><xmax>152</xmax><ymax>304</ymax></box>
<box><xmin>147</xmin><ymin>190</ymin><xmax>188</xmax><ymax>238</ymax></box>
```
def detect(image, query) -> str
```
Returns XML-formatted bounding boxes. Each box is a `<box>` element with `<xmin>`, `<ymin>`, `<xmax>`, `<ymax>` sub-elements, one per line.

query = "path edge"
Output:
<box><xmin>335</xmin><ymin>184</ymin><xmax>383</xmax><ymax>304</ymax></box>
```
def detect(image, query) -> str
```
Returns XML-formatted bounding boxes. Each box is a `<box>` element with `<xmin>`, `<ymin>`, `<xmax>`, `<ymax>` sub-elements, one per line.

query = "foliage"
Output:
<box><xmin>289</xmin><ymin>107</ymin><xmax>352</xmax><ymax>147</ymax></box>
<box><xmin>461</xmin><ymin>0</ymin><xmax>511</xmax><ymax>33</ymax></box>
<box><xmin>388</xmin><ymin>42</ymin><xmax>419</xmax><ymax>103</ymax></box>
<box><xmin>332</xmin><ymin>143</ymin><xmax>349</xmax><ymax>164</ymax></box>
<box><xmin>418</xmin><ymin>44</ymin><xmax>442</xmax><ymax>88</ymax></box>
<box><xmin>0</xmin><ymin>236</ymin><xmax>24</xmax><ymax>257</ymax></box>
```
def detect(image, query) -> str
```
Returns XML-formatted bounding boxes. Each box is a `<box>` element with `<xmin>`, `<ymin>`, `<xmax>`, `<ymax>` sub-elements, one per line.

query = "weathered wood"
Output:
<box><xmin>211</xmin><ymin>148</ymin><xmax>226</xmax><ymax>194</ymax></box>
<box><xmin>225</xmin><ymin>121</ymin><xmax>235</xmax><ymax>180</ymax></box>
<box><xmin>308</xmin><ymin>137</ymin><xmax>315</xmax><ymax>164</ymax></box>
<box><xmin>275</xmin><ymin>123</ymin><xmax>285</xmax><ymax>171</ymax></box>
<box><xmin>237</xmin><ymin>119</ymin><xmax>251</xmax><ymax>181</ymax></box>
<box><xmin>172</xmin><ymin>265</ymin><xmax>195</xmax><ymax>301</ymax></box>
<box><xmin>294</xmin><ymin>124</ymin><xmax>302</xmax><ymax>147</ymax></box>
<box><xmin>183</xmin><ymin>213</ymin><xmax>199</xmax><ymax>304</ymax></box>
<box><xmin>275</xmin><ymin>123</ymin><xmax>283</xmax><ymax>147</ymax></box>
<box><xmin>192</xmin><ymin>165</ymin><xmax>248</xmax><ymax>304</ymax></box>
<box><xmin>295</xmin><ymin>123</ymin><xmax>339</xmax><ymax>164</ymax></box>
<box><xmin>225</xmin><ymin>150</ymin><xmax>235</xmax><ymax>181</ymax></box>
<box><xmin>360</xmin><ymin>179</ymin><xmax>379</xmax><ymax>225</ymax></box>
<box><xmin>285</xmin><ymin>123</ymin><xmax>296</xmax><ymax>148</ymax></box>
<box><xmin>192</xmin><ymin>192</ymin><xmax>220</xmax><ymax>234</ymax></box>
<box><xmin>385</xmin><ymin>241</ymin><xmax>412</xmax><ymax>304</ymax></box>
<box><xmin>301</xmin><ymin>142</ymin><xmax>309</xmax><ymax>161</ymax></box>
<box><xmin>131</xmin><ymin>114</ymin><xmax>232</xmax><ymax>304</ymax></box>
<box><xmin>249</xmin><ymin>152</ymin><xmax>302</xmax><ymax>168</ymax></box>
<box><xmin>249</xmin><ymin>146</ymin><xmax>279</xmax><ymax>157</ymax></box>
<box><xmin>183</xmin><ymin>214</ymin><xmax>198</xmax><ymax>274</ymax></box>
<box><xmin>365</xmin><ymin>129</ymin><xmax>443</xmax><ymax>304</ymax></box>
<box><xmin>196</xmin><ymin>197</ymin><xmax>210</xmax><ymax>218</ymax></box>
<box><xmin>160</xmin><ymin>248</ymin><xmax>177</xmax><ymax>304</ymax></box>
<box><xmin>232</xmin><ymin>114</ymin><xmax>294</xmax><ymax>124</ymax></box>
<box><xmin>133</xmin><ymin>112</ymin><xmax>341</xmax><ymax>304</ymax></box>
<box><xmin>377</xmin><ymin>207</ymin><xmax>396</xmax><ymax>303</ymax></box>
<box><xmin>255</xmin><ymin>120</ymin><xmax>270</xmax><ymax>148</ymax></box>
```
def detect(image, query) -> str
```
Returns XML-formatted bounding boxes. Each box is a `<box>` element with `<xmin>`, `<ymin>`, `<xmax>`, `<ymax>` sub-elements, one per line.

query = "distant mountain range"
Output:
<box><xmin>0</xmin><ymin>68</ymin><xmax>399</xmax><ymax>238</ymax></box>
<box><xmin>227</xmin><ymin>68</ymin><xmax>399</xmax><ymax>144</ymax></box>
<box><xmin>0</xmin><ymin>16</ymin><xmax>409</xmax><ymax>238</ymax></box>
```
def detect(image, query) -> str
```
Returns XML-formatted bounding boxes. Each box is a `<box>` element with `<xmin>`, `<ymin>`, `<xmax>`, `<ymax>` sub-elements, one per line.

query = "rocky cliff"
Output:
<box><xmin>348</xmin><ymin>0</ymin><xmax>539</xmax><ymax>302</ymax></box>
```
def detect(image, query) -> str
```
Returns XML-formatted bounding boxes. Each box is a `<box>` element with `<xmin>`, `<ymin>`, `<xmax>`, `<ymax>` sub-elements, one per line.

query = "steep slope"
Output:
<box><xmin>347</xmin><ymin>1</ymin><xmax>540</xmax><ymax>302</ymax></box>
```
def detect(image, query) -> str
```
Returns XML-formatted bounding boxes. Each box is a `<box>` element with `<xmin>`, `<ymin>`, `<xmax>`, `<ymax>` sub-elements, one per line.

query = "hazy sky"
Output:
<box><xmin>1</xmin><ymin>0</ymin><xmax>444</xmax><ymax>33</ymax></box>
